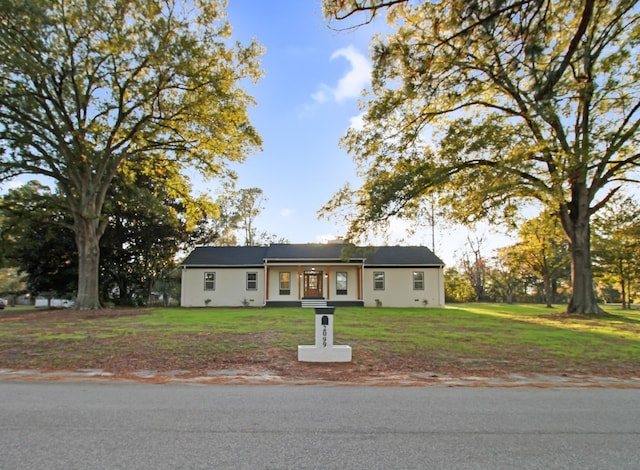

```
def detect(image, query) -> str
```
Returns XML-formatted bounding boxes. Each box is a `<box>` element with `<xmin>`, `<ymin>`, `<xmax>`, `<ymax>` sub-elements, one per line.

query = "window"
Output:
<box><xmin>336</xmin><ymin>272</ymin><xmax>348</xmax><ymax>295</ymax></box>
<box><xmin>204</xmin><ymin>272</ymin><xmax>215</xmax><ymax>290</ymax></box>
<box><xmin>246</xmin><ymin>272</ymin><xmax>258</xmax><ymax>290</ymax></box>
<box><xmin>279</xmin><ymin>272</ymin><xmax>291</xmax><ymax>295</ymax></box>
<box><xmin>413</xmin><ymin>271</ymin><xmax>425</xmax><ymax>290</ymax></box>
<box><xmin>373</xmin><ymin>272</ymin><xmax>385</xmax><ymax>290</ymax></box>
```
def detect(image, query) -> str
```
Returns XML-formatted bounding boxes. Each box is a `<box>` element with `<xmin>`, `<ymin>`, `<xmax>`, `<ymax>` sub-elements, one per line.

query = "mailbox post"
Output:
<box><xmin>298</xmin><ymin>307</ymin><xmax>352</xmax><ymax>362</ymax></box>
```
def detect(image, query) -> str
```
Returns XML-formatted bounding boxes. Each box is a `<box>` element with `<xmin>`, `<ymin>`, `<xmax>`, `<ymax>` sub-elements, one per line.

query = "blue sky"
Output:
<box><xmin>219</xmin><ymin>1</ymin><xmax>509</xmax><ymax>265</ymax></box>
<box><xmin>220</xmin><ymin>2</ymin><xmax>374</xmax><ymax>245</ymax></box>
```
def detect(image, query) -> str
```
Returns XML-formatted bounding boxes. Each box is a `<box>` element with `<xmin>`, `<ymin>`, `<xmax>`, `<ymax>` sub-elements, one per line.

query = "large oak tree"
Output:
<box><xmin>322</xmin><ymin>0</ymin><xmax>640</xmax><ymax>314</ymax></box>
<box><xmin>0</xmin><ymin>0</ymin><xmax>262</xmax><ymax>308</ymax></box>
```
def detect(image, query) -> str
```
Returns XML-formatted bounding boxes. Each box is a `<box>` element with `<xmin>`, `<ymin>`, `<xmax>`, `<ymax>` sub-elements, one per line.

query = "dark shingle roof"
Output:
<box><xmin>182</xmin><ymin>244</ymin><xmax>444</xmax><ymax>267</ymax></box>
<box><xmin>363</xmin><ymin>246</ymin><xmax>443</xmax><ymax>265</ymax></box>
<box><xmin>265</xmin><ymin>243</ymin><xmax>351</xmax><ymax>260</ymax></box>
<box><xmin>181</xmin><ymin>246</ymin><xmax>268</xmax><ymax>266</ymax></box>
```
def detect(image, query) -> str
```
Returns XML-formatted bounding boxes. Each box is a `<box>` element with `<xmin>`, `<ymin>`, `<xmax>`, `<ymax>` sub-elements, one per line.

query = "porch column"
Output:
<box><xmin>265</xmin><ymin>265</ymin><xmax>269</xmax><ymax>301</ymax></box>
<box><xmin>357</xmin><ymin>264</ymin><xmax>363</xmax><ymax>301</ymax></box>
<box><xmin>297</xmin><ymin>265</ymin><xmax>302</xmax><ymax>300</ymax></box>
<box><xmin>326</xmin><ymin>266</ymin><xmax>331</xmax><ymax>301</ymax></box>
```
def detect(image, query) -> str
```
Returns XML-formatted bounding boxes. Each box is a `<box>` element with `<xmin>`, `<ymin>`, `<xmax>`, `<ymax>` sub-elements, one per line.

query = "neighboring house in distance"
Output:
<box><xmin>180</xmin><ymin>243</ymin><xmax>445</xmax><ymax>308</ymax></box>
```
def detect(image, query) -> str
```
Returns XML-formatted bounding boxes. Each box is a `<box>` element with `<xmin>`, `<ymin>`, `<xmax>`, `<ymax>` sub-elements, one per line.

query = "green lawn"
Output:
<box><xmin>1</xmin><ymin>303</ymin><xmax>638</xmax><ymax>376</ymax></box>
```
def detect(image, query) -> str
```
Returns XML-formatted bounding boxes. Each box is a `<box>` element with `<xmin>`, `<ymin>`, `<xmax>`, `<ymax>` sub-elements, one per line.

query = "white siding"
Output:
<box><xmin>362</xmin><ymin>267</ymin><xmax>444</xmax><ymax>308</ymax></box>
<box><xmin>180</xmin><ymin>268</ymin><xmax>265</xmax><ymax>307</ymax></box>
<box><xmin>181</xmin><ymin>264</ymin><xmax>445</xmax><ymax>308</ymax></box>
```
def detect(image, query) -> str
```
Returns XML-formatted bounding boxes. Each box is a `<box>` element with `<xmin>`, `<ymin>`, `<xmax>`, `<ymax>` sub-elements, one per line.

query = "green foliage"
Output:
<box><xmin>0</xmin><ymin>267</ymin><xmax>24</xmax><ymax>300</ymax></box>
<box><xmin>592</xmin><ymin>196</ymin><xmax>640</xmax><ymax>308</ymax></box>
<box><xmin>99</xmin><ymin>171</ymin><xmax>190</xmax><ymax>306</ymax></box>
<box><xmin>0</xmin><ymin>175</ymin><xmax>205</xmax><ymax>306</ymax></box>
<box><xmin>486</xmin><ymin>250</ymin><xmax>524</xmax><ymax>304</ymax></box>
<box><xmin>0</xmin><ymin>0</ymin><xmax>264</xmax><ymax>308</ymax></box>
<box><xmin>505</xmin><ymin>212</ymin><xmax>571</xmax><ymax>306</ymax></box>
<box><xmin>0</xmin><ymin>182</ymin><xmax>78</xmax><ymax>297</ymax></box>
<box><xmin>194</xmin><ymin>183</ymin><xmax>287</xmax><ymax>247</ymax></box>
<box><xmin>320</xmin><ymin>0</ymin><xmax>640</xmax><ymax>314</ymax></box>
<box><xmin>444</xmin><ymin>267</ymin><xmax>476</xmax><ymax>303</ymax></box>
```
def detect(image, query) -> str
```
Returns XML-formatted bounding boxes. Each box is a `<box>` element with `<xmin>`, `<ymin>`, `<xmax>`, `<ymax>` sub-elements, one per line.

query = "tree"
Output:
<box><xmin>488</xmin><ymin>247</ymin><xmax>523</xmax><ymax>304</ymax></box>
<box><xmin>99</xmin><ymin>171</ymin><xmax>191</xmax><ymax>306</ymax></box>
<box><xmin>592</xmin><ymin>196</ymin><xmax>640</xmax><ymax>309</ymax></box>
<box><xmin>0</xmin><ymin>268</ymin><xmax>24</xmax><ymax>306</ymax></box>
<box><xmin>0</xmin><ymin>181</ymin><xmax>78</xmax><ymax>300</ymax></box>
<box><xmin>195</xmin><ymin>185</ymin><xmax>285</xmax><ymax>247</ymax></box>
<box><xmin>459</xmin><ymin>234</ymin><xmax>488</xmax><ymax>302</ymax></box>
<box><xmin>234</xmin><ymin>187</ymin><xmax>267</xmax><ymax>246</ymax></box>
<box><xmin>508</xmin><ymin>213</ymin><xmax>570</xmax><ymax>307</ymax></box>
<box><xmin>321</xmin><ymin>0</ymin><xmax>640</xmax><ymax>314</ymax></box>
<box><xmin>194</xmin><ymin>187</ymin><xmax>241</xmax><ymax>247</ymax></box>
<box><xmin>444</xmin><ymin>266</ymin><xmax>476</xmax><ymax>303</ymax></box>
<box><xmin>0</xmin><ymin>176</ymin><xmax>199</xmax><ymax>307</ymax></box>
<box><xmin>0</xmin><ymin>0</ymin><xmax>263</xmax><ymax>308</ymax></box>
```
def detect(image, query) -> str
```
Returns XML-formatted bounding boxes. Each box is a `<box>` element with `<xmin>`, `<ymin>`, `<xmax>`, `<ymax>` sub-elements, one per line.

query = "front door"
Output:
<box><xmin>303</xmin><ymin>271</ymin><xmax>323</xmax><ymax>298</ymax></box>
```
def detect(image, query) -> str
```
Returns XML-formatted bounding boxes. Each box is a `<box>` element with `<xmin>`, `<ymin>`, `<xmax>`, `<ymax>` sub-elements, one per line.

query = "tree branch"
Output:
<box><xmin>535</xmin><ymin>0</ymin><xmax>595</xmax><ymax>101</ymax></box>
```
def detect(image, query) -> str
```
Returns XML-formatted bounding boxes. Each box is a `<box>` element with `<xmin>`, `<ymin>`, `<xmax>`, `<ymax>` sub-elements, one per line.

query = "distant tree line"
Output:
<box><xmin>445</xmin><ymin>197</ymin><xmax>640</xmax><ymax>309</ymax></box>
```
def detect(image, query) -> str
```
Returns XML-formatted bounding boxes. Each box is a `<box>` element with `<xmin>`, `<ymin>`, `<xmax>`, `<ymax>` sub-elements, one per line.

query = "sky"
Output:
<box><xmin>219</xmin><ymin>1</ymin><xmax>375</xmax><ymax>245</ymax></box>
<box><xmin>1</xmin><ymin>0</ymin><xmax>513</xmax><ymax>267</ymax></box>
<box><xmin>217</xmin><ymin>1</ymin><xmax>512</xmax><ymax>266</ymax></box>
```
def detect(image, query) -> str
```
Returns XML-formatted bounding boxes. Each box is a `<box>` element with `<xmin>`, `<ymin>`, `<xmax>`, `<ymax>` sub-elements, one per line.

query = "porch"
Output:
<box><xmin>264</xmin><ymin>262</ymin><xmax>365</xmax><ymax>308</ymax></box>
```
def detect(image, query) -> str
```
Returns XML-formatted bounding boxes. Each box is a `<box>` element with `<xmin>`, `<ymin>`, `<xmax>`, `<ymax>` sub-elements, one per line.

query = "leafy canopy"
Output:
<box><xmin>0</xmin><ymin>0</ymin><xmax>263</xmax><ymax>195</ymax></box>
<box><xmin>321</xmin><ymin>0</ymin><xmax>640</xmax><ymax>238</ymax></box>
<box><xmin>0</xmin><ymin>0</ymin><xmax>264</xmax><ymax>308</ymax></box>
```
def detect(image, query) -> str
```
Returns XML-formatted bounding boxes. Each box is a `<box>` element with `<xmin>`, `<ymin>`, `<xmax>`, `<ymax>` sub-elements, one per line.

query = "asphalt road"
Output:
<box><xmin>1</xmin><ymin>382</ymin><xmax>639</xmax><ymax>469</ymax></box>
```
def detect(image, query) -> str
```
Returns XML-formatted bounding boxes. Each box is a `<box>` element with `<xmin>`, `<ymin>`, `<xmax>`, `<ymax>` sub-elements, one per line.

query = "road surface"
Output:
<box><xmin>1</xmin><ymin>382</ymin><xmax>639</xmax><ymax>469</ymax></box>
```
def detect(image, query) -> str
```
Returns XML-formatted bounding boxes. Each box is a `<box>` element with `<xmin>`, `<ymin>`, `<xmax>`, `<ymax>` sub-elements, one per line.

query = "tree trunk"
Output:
<box><xmin>115</xmin><ymin>273</ymin><xmax>129</xmax><ymax>304</ymax></box>
<box><xmin>624</xmin><ymin>278</ymin><xmax>631</xmax><ymax>310</ymax></box>
<box><xmin>561</xmin><ymin>185</ymin><xmax>606</xmax><ymax>315</ymax></box>
<box><xmin>543</xmin><ymin>274</ymin><xmax>553</xmax><ymax>308</ymax></box>
<box><xmin>74</xmin><ymin>215</ymin><xmax>102</xmax><ymax>309</ymax></box>
<box><xmin>566</xmin><ymin>242</ymin><xmax>602</xmax><ymax>314</ymax></box>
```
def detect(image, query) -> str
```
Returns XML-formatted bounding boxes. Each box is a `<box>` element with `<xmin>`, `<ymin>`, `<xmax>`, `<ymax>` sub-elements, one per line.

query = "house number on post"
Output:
<box><xmin>321</xmin><ymin>315</ymin><xmax>329</xmax><ymax>348</ymax></box>
<box><xmin>298</xmin><ymin>307</ymin><xmax>351</xmax><ymax>362</ymax></box>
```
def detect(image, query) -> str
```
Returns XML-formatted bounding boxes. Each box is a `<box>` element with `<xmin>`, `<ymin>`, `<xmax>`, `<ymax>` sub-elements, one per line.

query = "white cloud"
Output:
<box><xmin>312</xmin><ymin>45</ymin><xmax>371</xmax><ymax>104</ymax></box>
<box><xmin>348</xmin><ymin>112</ymin><xmax>366</xmax><ymax>131</ymax></box>
<box><xmin>316</xmin><ymin>234</ymin><xmax>343</xmax><ymax>243</ymax></box>
<box><xmin>280</xmin><ymin>208</ymin><xmax>293</xmax><ymax>217</ymax></box>
<box><xmin>330</xmin><ymin>45</ymin><xmax>372</xmax><ymax>102</ymax></box>
<box><xmin>311</xmin><ymin>87</ymin><xmax>329</xmax><ymax>103</ymax></box>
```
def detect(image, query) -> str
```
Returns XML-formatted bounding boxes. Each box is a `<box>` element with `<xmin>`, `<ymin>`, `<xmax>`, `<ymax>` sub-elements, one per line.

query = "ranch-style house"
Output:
<box><xmin>180</xmin><ymin>243</ymin><xmax>445</xmax><ymax>308</ymax></box>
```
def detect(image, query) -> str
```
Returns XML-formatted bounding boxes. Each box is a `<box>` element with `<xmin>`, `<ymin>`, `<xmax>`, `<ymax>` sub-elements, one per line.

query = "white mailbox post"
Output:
<box><xmin>298</xmin><ymin>307</ymin><xmax>352</xmax><ymax>362</ymax></box>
